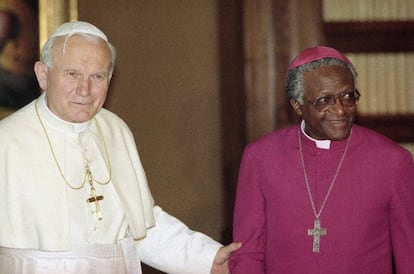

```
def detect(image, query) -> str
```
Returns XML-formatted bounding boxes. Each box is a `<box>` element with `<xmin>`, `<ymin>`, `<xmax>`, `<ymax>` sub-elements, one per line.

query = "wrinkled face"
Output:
<box><xmin>35</xmin><ymin>34</ymin><xmax>112</xmax><ymax>123</ymax></box>
<box><xmin>290</xmin><ymin>65</ymin><xmax>357</xmax><ymax>140</ymax></box>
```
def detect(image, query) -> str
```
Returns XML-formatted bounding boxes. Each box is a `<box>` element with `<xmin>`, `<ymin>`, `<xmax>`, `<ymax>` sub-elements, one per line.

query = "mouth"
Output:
<box><xmin>72</xmin><ymin>101</ymin><xmax>91</xmax><ymax>106</ymax></box>
<box><xmin>325</xmin><ymin>119</ymin><xmax>350</xmax><ymax>130</ymax></box>
<box><xmin>327</xmin><ymin>119</ymin><xmax>346</xmax><ymax>124</ymax></box>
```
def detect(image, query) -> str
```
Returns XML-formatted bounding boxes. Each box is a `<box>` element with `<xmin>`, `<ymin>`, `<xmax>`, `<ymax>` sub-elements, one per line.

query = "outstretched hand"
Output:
<box><xmin>210</xmin><ymin>242</ymin><xmax>242</xmax><ymax>274</ymax></box>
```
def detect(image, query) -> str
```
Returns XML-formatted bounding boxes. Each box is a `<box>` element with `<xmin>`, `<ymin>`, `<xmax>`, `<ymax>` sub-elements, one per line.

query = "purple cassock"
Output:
<box><xmin>229</xmin><ymin>124</ymin><xmax>414</xmax><ymax>274</ymax></box>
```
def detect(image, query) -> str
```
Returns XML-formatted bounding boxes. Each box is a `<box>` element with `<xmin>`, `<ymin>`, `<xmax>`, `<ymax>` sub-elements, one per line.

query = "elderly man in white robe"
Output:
<box><xmin>0</xmin><ymin>21</ymin><xmax>240</xmax><ymax>274</ymax></box>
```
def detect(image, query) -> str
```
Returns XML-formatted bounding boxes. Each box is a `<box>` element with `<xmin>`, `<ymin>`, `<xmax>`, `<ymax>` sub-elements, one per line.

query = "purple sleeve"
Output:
<box><xmin>229</xmin><ymin>145</ymin><xmax>266</xmax><ymax>273</ymax></box>
<box><xmin>389</xmin><ymin>151</ymin><xmax>414</xmax><ymax>274</ymax></box>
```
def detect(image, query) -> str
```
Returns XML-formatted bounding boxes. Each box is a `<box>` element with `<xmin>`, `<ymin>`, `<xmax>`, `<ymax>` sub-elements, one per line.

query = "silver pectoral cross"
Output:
<box><xmin>308</xmin><ymin>219</ymin><xmax>327</xmax><ymax>252</ymax></box>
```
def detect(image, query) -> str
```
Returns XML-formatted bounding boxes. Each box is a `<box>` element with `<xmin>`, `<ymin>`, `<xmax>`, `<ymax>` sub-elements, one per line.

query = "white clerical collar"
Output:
<box><xmin>43</xmin><ymin>93</ymin><xmax>90</xmax><ymax>133</ymax></box>
<box><xmin>301</xmin><ymin>120</ymin><xmax>331</xmax><ymax>150</ymax></box>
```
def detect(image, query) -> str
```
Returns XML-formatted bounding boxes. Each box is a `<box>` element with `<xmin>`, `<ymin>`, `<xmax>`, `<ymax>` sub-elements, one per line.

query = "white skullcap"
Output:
<box><xmin>50</xmin><ymin>21</ymin><xmax>108</xmax><ymax>42</ymax></box>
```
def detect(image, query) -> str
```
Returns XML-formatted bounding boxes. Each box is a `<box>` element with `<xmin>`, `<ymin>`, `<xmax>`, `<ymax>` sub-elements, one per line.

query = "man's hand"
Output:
<box><xmin>210</xmin><ymin>242</ymin><xmax>242</xmax><ymax>274</ymax></box>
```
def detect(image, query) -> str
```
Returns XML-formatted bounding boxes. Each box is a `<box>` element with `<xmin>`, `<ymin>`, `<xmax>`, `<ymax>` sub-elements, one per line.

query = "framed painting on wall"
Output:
<box><xmin>0</xmin><ymin>0</ymin><xmax>77</xmax><ymax>119</ymax></box>
<box><xmin>0</xmin><ymin>0</ymin><xmax>39</xmax><ymax>117</ymax></box>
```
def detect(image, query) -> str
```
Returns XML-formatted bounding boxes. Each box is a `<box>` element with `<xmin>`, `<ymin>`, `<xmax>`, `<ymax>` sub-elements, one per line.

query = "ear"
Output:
<box><xmin>290</xmin><ymin>98</ymin><xmax>303</xmax><ymax>116</ymax></box>
<box><xmin>34</xmin><ymin>61</ymin><xmax>48</xmax><ymax>91</ymax></box>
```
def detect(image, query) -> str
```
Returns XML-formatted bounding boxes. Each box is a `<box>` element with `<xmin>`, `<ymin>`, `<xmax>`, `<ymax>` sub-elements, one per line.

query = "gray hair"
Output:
<box><xmin>40</xmin><ymin>33</ymin><xmax>116</xmax><ymax>77</ymax></box>
<box><xmin>285</xmin><ymin>58</ymin><xmax>358</xmax><ymax>104</ymax></box>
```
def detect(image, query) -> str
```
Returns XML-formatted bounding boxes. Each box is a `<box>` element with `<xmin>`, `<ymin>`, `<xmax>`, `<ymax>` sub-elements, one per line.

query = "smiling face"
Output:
<box><xmin>34</xmin><ymin>34</ymin><xmax>112</xmax><ymax>123</ymax></box>
<box><xmin>290</xmin><ymin>64</ymin><xmax>357</xmax><ymax>140</ymax></box>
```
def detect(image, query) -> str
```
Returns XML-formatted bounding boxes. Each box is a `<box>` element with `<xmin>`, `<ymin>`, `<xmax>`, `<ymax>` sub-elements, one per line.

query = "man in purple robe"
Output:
<box><xmin>229</xmin><ymin>46</ymin><xmax>414</xmax><ymax>274</ymax></box>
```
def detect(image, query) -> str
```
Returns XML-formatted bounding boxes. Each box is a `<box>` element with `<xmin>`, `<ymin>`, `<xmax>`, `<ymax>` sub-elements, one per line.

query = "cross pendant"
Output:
<box><xmin>87</xmin><ymin>192</ymin><xmax>104</xmax><ymax>220</ymax></box>
<box><xmin>86</xmin><ymin>167</ymin><xmax>104</xmax><ymax>220</ymax></box>
<box><xmin>308</xmin><ymin>219</ymin><xmax>327</xmax><ymax>252</ymax></box>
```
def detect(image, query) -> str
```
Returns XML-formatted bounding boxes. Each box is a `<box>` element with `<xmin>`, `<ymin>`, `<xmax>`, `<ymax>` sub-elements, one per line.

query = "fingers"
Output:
<box><xmin>223</xmin><ymin>242</ymin><xmax>242</xmax><ymax>254</ymax></box>
<box><xmin>215</xmin><ymin>242</ymin><xmax>242</xmax><ymax>264</ymax></box>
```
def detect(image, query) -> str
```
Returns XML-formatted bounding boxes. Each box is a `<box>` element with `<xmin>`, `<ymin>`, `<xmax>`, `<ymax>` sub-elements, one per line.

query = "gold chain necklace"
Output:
<box><xmin>298</xmin><ymin>128</ymin><xmax>352</xmax><ymax>253</ymax></box>
<box><xmin>35</xmin><ymin>98</ymin><xmax>112</xmax><ymax>190</ymax></box>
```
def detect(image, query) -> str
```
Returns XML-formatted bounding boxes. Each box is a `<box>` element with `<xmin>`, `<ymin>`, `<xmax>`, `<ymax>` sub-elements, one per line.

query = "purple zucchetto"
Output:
<box><xmin>288</xmin><ymin>46</ymin><xmax>352</xmax><ymax>70</ymax></box>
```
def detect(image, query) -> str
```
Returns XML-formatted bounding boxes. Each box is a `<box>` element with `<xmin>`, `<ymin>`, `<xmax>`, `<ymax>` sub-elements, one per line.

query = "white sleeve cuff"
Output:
<box><xmin>137</xmin><ymin>205</ymin><xmax>222</xmax><ymax>274</ymax></box>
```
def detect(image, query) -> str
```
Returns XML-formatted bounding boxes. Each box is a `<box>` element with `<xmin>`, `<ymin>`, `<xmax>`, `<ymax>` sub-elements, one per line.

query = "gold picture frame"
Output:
<box><xmin>38</xmin><ymin>0</ymin><xmax>78</xmax><ymax>49</ymax></box>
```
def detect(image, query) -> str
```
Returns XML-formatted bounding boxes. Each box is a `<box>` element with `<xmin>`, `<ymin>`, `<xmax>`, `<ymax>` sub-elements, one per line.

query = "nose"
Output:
<box><xmin>328</xmin><ymin>97</ymin><xmax>345</xmax><ymax>115</ymax></box>
<box><xmin>77</xmin><ymin>77</ymin><xmax>91</xmax><ymax>96</ymax></box>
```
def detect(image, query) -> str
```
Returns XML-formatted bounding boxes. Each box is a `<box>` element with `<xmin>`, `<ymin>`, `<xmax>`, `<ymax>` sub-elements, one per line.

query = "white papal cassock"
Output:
<box><xmin>0</xmin><ymin>92</ymin><xmax>221</xmax><ymax>273</ymax></box>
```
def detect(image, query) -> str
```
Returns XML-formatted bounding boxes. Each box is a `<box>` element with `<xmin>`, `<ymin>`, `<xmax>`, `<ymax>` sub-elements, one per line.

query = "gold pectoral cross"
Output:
<box><xmin>308</xmin><ymin>219</ymin><xmax>326</xmax><ymax>252</ymax></box>
<box><xmin>87</xmin><ymin>191</ymin><xmax>104</xmax><ymax>220</ymax></box>
<box><xmin>86</xmin><ymin>167</ymin><xmax>104</xmax><ymax>220</ymax></box>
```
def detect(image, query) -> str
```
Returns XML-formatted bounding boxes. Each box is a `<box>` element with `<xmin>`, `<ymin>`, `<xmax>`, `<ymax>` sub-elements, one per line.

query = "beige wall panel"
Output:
<box><xmin>77</xmin><ymin>1</ymin><xmax>224</xmax><ymax>241</ymax></box>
